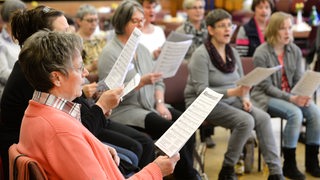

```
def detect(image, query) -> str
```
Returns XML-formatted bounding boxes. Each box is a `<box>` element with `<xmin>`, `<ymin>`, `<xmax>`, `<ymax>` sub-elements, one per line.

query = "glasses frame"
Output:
<box><xmin>130</xmin><ymin>17</ymin><xmax>146</xmax><ymax>25</ymax></box>
<box><xmin>82</xmin><ymin>18</ymin><xmax>99</xmax><ymax>23</ymax></box>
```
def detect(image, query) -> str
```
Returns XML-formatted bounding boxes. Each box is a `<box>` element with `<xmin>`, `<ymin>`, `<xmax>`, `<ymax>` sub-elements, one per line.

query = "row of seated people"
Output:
<box><xmin>0</xmin><ymin>2</ymin><xmax>157</xmax><ymax>180</ymax></box>
<box><xmin>164</xmin><ymin>0</ymin><xmax>320</xmax><ymax>180</ymax></box>
<box><xmin>0</xmin><ymin>0</ymin><xmax>199</xmax><ymax>180</ymax></box>
<box><xmin>0</xmin><ymin>1</ymin><xmax>320</xmax><ymax>177</ymax></box>
<box><xmin>0</xmin><ymin>1</ymin><xmax>173</xmax><ymax>180</ymax></box>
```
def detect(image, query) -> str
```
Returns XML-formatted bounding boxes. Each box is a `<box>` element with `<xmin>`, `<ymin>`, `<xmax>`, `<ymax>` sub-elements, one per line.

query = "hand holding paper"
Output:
<box><xmin>122</xmin><ymin>73</ymin><xmax>141</xmax><ymax>98</ymax></box>
<box><xmin>104</xmin><ymin>27</ymin><xmax>142</xmax><ymax>90</ymax></box>
<box><xmin>291</xmin><ymin>70</ymin><xmax>320</xmax><ymax>96</ymax></box>
<box><xmin>155</xmin><ymin>88</ymin><xmax>223</xmax><ymax>157</ymax></box>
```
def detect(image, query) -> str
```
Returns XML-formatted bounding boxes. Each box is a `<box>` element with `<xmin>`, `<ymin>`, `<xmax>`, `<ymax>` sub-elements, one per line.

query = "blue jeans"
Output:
<box><xmin>268</xmin><ymin>98</ymin><xmax>320</xmax><ymax>147</ymax></box>
<box><xmin>104</xmin><ymin>142</ymin><xmax>139</xmax><ymax>166</ymax></box>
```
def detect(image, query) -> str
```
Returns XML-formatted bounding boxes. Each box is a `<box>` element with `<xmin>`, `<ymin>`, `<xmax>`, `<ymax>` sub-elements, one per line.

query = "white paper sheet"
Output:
<box><xmin>155</xmin><ymin>88</ymin><xmax>223</xmax><ymax>157</ymax></box>
<box><xmin>291</xmin><ymin>70</ymin><xmax>320</xmax><ymax>96</ymax></box>
<box><xmin>236</xmin><ymin>65</ymin><xmax>282</xmax><ymax>86</ymax></box>
<box><xmin>122</xmin><ymin>73</ymin><xmax>140</xmax><ymax>98</ymax></box>
<box><xmin>152</xmin><ymin>32</ymin><xmax>192</xmax><ymax>78</ymax></box>
<box><xmin>104</xmin><ymin>28</ymin><xmax>142</xmax><ymax>89</ymax></box>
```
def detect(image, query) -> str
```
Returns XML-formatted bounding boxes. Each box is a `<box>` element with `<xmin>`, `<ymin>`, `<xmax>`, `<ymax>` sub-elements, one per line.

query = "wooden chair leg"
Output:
<box><xmin>280</xmin><ymin>118</ymin><xmax>283</xmax><ymax>156</ymax></box>
<box><xmin>258</xmin><ymin>147</ymin><xmax>261</xmax><ymax>172</ymax></box>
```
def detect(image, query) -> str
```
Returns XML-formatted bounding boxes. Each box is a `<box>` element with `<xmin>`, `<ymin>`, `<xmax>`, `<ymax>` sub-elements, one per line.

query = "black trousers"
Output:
<box><xmin>144</xmin><ymin>108</ymin><xmax>197</xmax><ymax>179</ymax></box>
<box><xmin>97</xmin><ymin>120</ymin><xmax>155</xmax><ymax>168</ymax></box>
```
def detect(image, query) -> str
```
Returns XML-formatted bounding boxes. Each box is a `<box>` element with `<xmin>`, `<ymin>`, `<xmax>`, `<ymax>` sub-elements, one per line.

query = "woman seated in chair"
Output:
<box><xmin>16</xmin><ymin>30</ymin><xmax>179</xmax><ymax>179</ymax></box>
<box><xmin>251</xmin><ymin>12</ymin><xmax>320</xmax><ymax>179</ymax></box>
<box><xmin>98</xmin><ymin>1</ymin><xmax>200</xmax><ymax>179</ymax></box>
<box><xmin>184</xmin><ymin>9</ymin><xmax>283</xmax><ymax>180</ymax></box>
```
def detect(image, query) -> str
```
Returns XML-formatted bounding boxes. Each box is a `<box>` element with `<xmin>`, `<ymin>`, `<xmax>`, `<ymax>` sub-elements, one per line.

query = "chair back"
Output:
<box><xmin>241</xmin><ymin>57</ymin><xmax>254</xmax><ymax>75</ymax></box>
<box><xmin>163</xmin><ymin>60</ymin><xmax>189</xmax><ymax>111</ymax></box>
<box><xmin>9</xmin><ymin>144</ymin><xmax>47</xmax><ymax>180</ymax></box>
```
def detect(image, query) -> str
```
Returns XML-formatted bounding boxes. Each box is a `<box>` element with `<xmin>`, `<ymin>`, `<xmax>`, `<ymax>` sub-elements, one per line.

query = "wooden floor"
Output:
<box><xmin>202</xmin><ymin>119</ymin><xmax>319</xmax><ymax>180</ymax></box>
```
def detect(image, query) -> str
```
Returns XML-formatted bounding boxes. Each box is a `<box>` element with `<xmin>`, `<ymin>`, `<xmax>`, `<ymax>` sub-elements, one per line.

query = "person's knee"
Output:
<box><xmin>237</xmin><ymin>116</ymin><xmax>254</xmax><ymax>132</ymax></box>
<box><xmin>287</xmin><ymin>108</ymin><xmax>303</xmax><ymax>125</ymax></box>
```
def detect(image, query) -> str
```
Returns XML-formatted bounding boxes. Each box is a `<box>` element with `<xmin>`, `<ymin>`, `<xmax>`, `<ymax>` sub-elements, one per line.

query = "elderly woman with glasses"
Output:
<box><xmin>0</xmin><ymin>5</ymin><xmax>158</xmax><ymax>178</ymax></box>
<box><xmin>184</xmin><ymin>9</ymin><xmax>284</xmax><ymax>180</ymax></box>
<box><xmin>98</xmin><ymin>1</ymin><xmax>200</xmax><ymax>180</ymax></box>
<box><xmin>75</xmin><ymin>4</ymin><xmax>106</xmax><ymax>77</ymax></box>
<box><xmin>16</xmin><ymin>30</ymin><xmax>179</xmax><ymax>179</ymax></box>
<box><xmin>176</xmin><ymin>0</ymin><xmax>207</xmax><ymax>61</ymax></box>
<box><xmin>75</xmin><ymin>4</ymin><xmax>108</xmax><ymax>99</ymax></box>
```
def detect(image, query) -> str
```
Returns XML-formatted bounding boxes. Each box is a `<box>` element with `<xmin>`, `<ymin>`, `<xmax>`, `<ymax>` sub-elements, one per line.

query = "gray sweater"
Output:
<box><xmin>98</xmin><ymin>36</ymin><xmax>165</xmax><ymax>128</ymax></box>
<box><xmin>184</xmin><ymin>44</ymin><xmax>244</xmax><ymax>107</ymax></box>
<box><xmin>250</xmin><ymin>42</ymin><xmax>303</xmax><ymax>111</ymax></box>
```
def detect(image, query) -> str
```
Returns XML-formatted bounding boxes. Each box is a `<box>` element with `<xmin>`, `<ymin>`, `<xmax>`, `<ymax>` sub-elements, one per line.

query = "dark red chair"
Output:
<box><xmin>163</xmin><ymin>60</ymin><xmax>189</xmax><ymax>112</ymax></box>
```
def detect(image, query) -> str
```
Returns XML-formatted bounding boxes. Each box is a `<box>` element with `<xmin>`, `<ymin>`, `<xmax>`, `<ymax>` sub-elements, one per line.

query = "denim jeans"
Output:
<box><xmin>104</xmin><ymin>142</ymin><xmax>139</xmax><ymax>166</ymax></box>
<box><xmin>268</xmin><ymin>98</ymin><xmax>320</xmax><ymax>147</ymax></box>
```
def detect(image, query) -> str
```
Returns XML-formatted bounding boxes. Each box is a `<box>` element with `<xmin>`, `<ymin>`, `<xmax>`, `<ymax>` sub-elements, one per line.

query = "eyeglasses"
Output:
<box><xmin>187</xmin><ymin>6</ymin><xmax>204</xmax><ymax>10</ymax></box>
<box><xmin>214</xmin><ymin>23</ymin><xmax>235</xmax><ymax>29</ymax></box>
<box><xmin>74</xmin><ymin>62</ymin><xmax>85</xmax><ymax>73</ymax></box>
<box><xmin>82</xmin><ymin>18</ymin><xmax>99</xmax><ymax>23</ymax></box>
<box><xmin>131</xmin><ymin>18</ymin><xmax>145</xmax><ymax>25</ymax></box>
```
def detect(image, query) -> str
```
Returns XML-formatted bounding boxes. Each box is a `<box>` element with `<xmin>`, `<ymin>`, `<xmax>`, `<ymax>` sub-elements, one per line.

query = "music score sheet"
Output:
<box><xmin>104</xmin><ymin>28</ymin><xmax>142</xmax><ymax>90</ymax></box>
<box><xmin>291</xmin><ymin>70</ymin><xmax>320</xmax><ymax>96</ymax></box>
<box><xmin>236</xmin><ymin>65</ymin><xmax>282</xmax><ymax>86</ymax></box>
<box><xmin>122</xmin><ymin>73</ymin><xmax>140</xmax><ymax>98</ymax></box>
<box><xmin>152</xmin><ymin>31</ymin><xmax>192</xmax><ymax>78</ymax></box>
<box><xmin>155</xmin><ymin>88</ymin><xmax>223</xmax><ymax>157</ymax></box>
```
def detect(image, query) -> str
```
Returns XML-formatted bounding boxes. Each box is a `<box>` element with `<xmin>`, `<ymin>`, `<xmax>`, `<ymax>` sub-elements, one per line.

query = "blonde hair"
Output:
<box><xmin>265</xmin><ymin>12</ymin><xmax>293</xmax><ymax>46</ymax></box>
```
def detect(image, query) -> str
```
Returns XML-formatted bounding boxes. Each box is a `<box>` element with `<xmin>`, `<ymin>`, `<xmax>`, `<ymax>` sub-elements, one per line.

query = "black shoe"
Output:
<box><xmin>283</xmin><ymin>167</ymin><xmax>305</xmax><ymax>180</ymax></box>
<box><xmin>268</xmin><ymin>174</ymin><xmax>285</xmax><ymax>180</ymax></box>
<box><xmin>306</xmin><ymin>144</ymin><xmax>320</xmax><ymax>177</ymax></box>
<box><xmin>298</xmin><ymin>132</ymin><xmax>306</xmax><ymax>144</ymax></box>
<box><xmin>282</xmin><ymin>147</ymin><xmax>306</xmax><ymax>180</ymax></box>
<box><xmin>218</xmin><ymin>166</ymin><xmax>238</xmax><ymax>180</ymax></box>
<box><xmin>205</xmin><ymin>137</ymin><xmax>216</xmax><ymax>148</ymax></box>
<box><xmin>306</xmin><ymin>167</ymin><xmax>320</xmax><ymax>177</ymax></box>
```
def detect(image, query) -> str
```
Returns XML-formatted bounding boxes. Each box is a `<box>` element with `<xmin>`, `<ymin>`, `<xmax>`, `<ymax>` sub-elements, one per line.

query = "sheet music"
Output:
<box><xmin>291</xmin><ymin>70</ymin><xmax>320</xmax><ymax>96</ymax></box>
<box><xmin>104</xmin><ymin>28</ymin><xmax>142</xmax><ymax>89</ymax></box>
<box><xmin>122</xmin><ymin>73</ymin><xmax>140</xmax><ymax>98</ymax></box>
<box><xmin>152</xmin><ymin>32</ymin><xmax>192</xmax><ymax>78</ymax></box>
<box><xmin>155</xmin><ymin>88</ymin><xmax>223</xmax><ymax>157</ymax></box>
<box><xmin>166</xmin><ymin>31</ymin><xmax>193</xmax><ymax>42</ymax></box>
<box><xmin>236</xmin><ymin>65</ymin><xmax>282</xmax><ymax>86</ymax></box>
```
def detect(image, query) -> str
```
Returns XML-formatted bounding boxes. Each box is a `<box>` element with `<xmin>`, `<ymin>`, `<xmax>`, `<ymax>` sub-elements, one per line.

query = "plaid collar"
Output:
<box><xmin>32</xmin><ymin>90</ymin><xmax>81</xmax><ymax>121</ymax></box>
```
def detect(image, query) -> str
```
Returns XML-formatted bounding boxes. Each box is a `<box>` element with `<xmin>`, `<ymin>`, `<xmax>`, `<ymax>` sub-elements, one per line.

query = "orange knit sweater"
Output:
<box><xmin>17</xmin><ymin>100</ymin><xmax>162</xmax><ymax>180</ymax></box>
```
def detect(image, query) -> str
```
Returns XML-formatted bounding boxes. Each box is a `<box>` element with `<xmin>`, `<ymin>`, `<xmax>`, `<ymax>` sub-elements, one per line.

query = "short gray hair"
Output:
<box><xmin>183</xmin><ymin>0</ymin><xmax>205</xmax><ymax>9</ymax></box>
<box><xmin>205</xmin><ymin>9</ymin><xmax>231</xmax><ymax>27</ymax></box>
<box><xmin>0</xmin><ymin>0</ymin><xmax>26</xmax><ymax>22</ymax></box>
<box><xmin>19</xmin><ymin>30</ymin><xmax>83</xmax><ymax>92</ymax></box>
<box><xmin>76</xmin><ymin>4</ymin><xmax>97</xmax><ymax>19</ymax></box>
